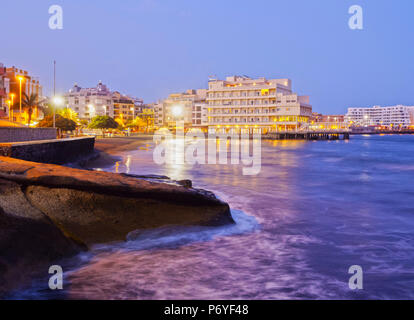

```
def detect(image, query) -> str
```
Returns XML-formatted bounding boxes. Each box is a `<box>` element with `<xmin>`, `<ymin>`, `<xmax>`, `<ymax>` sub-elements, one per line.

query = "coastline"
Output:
<box><xmin>81</xmin><ymin>136</ymin><xmax>153</xmax><ymax>169</ymax></box>
<box><xmin>0</xmin><ymin>135</ymin><xmax>235</xmax><ymax>297</ymax></box>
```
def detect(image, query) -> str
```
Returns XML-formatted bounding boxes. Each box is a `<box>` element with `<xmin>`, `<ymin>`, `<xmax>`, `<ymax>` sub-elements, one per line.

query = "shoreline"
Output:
<box><xmin>81</xmin><ymin>136</ymin><xmax>153</xmax><ymax>169</ymax></box>
<box><xmin>0</xmin><ymin>154</ymin><xmax>233</xmax><ymax>297</ymax></box>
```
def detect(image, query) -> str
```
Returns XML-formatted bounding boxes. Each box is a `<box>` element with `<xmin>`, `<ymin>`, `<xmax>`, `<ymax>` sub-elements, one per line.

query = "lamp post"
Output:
<box><xmin>52</xmin><ymin>96</ymin><xmax>64</xmax><ymax>128</ymax></box>
<box><xmin>9</xmin><ymin>93</ymin><xmax>15</xmax><ymax>122</ymax></box>
<box><xmin>16</xmin><ymin>76</ymin><xmax>24</xmax><ymax>117</ymax></box>
<box><xmin>130</xmin><ymin>107</ymin><xmax>135</xmax><ymax>121</ymax></box>
<box><xmin>88</xmin><ymin>104</ymin><xmax>95</xmax><ymax>119</ymax></box>
<box><xmin>6</xmin><ymin>100</ymin><xmax>11</xmax><ymax>121</ymax></box>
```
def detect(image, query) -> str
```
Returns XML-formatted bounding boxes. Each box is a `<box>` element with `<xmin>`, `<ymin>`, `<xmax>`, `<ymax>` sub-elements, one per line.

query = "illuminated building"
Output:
<box><xmin>5</xmin><ymin>66</ymin><xmax>43</xmax><ymax>123</ymax></box>
<box><xmin>112</xmin><ymin>91</ymin><xmax>140</xmax><ymax>121</ymax></box>
<box><xmin>65</xmin><ymin>81</ymin><xmax>114</xmax><ymax>120</ymax></box>
<box><xmin>346</xmin><ymin>105</ymin><xmax>414</xmax><ymax>127</ymax></box>
<box><xmin>154</xmin><ymin>89</ymin><xmax>207</xmax><ymax>130</ymax></box>
<box><xmin>0</xmin><ymin>63</ymin><xmax>7</xmax><ymax>117</ymax></box>
<box><xmin>207</xmin><ymin>76</ymin><xmax>312</xmax><ymax>134</ymax></box>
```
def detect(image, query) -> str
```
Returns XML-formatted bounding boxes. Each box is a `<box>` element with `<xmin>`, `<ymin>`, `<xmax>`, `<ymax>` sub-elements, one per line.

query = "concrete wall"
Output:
<box><xmin>0</xmin><ymin>127</ymin><xmax>57</xmax><ymax>143</ymax></box>
<box><xmin>0</xmin><ymin>137</ymin><xmax>95</xmax><ymax>164</ymax></box>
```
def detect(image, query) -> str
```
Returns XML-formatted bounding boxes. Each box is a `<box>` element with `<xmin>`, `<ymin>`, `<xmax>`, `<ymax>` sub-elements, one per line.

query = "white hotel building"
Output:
<box><xmin>346</xmin><ymin>105</ymin><xmax>414</xmax><ymax>127</ymax></box>
<box><xmin>154</xmin><ymin>89</ymin><xmax>208</xmax><ymax>130</ymax></box>
<box><xmin>207</xmin><ymin>76</ymin><xmax>312</xmax><ymax>134</ymax></box>
<box><xmin>65</xmin><ymin>81</ymin><xmax>114</xmax><ymax>120</ymax></box>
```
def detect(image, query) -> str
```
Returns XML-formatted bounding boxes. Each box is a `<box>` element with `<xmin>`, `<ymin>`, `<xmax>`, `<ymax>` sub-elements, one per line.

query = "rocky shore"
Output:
<box><xmin>0</xmin><ymin>155</ymin><xmax>233</xmax><ymax>297</ymax></box>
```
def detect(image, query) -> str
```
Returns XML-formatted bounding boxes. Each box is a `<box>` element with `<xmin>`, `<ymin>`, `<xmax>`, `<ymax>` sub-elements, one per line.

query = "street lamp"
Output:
<box><xmin>130</xmin><ymin>107</ymin><xmax>135</xmax><ymax>120</ymax></box>
<box><xmin>16</xmin><ymin>76</ymin><xmax>25</xmax><ymax>121</ymax></box>
<box><xmin>52</xmin><ymin>96</ymin><xmax>64</xmax><ymax>128</ymax></box>
<box><xmin>6</xmin><ymin>100</ymin><xmax>11</xmax><ymax>121</ymax></box>
<box><xmin>171</xmin><ymin>105</ymin><xmax>183</xmax><ymax>117</ymax></box>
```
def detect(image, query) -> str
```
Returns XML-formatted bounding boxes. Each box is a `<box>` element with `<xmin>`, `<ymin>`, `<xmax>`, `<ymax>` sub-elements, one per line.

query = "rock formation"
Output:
<box><xmin>0</xmin><ymin>156</ymin><xmax>233</xmax><ymax>296</ymax></box>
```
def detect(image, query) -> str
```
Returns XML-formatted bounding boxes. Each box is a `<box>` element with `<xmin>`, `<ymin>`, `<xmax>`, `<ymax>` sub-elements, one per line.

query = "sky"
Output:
<box><xmin>1</xmin><ymin>0</ymin><xmax>414</xmax><ymax>114</ymax></box>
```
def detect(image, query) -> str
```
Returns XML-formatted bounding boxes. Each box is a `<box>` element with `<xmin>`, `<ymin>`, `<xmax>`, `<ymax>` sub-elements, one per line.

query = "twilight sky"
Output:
<box><xmin>1</xmin><ymin>0</ymin><xmax>413</xmax><ymax>114</ymax></box>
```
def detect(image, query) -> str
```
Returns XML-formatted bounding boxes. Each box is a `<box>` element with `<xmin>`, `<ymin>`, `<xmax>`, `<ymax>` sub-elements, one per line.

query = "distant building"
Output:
<box><xmin>65</xmin><ymin>82</ymin><xmax>145</xmax><ymax>122</ymax></box>
<box><xmin>346</xmin><ymin>105</ymin><xmax>414</xmax><ymax>127</ymax></box>
<box><xmin>0</xmin><ymin>63</ymin><xmax>7</xmax><ymax>117</ymax></box>
<box><xmin>154</xmin><ymin>89</ymin><xmax>208</xmax><ymax>130</ymax></box>
<box><xmin>207</xmin><ymin>76</ymin><xmax>312</xmax><ymax>134</ymax></box>
<box><xmin>138</xmin><ymin>104</ymin><xmax>155</xmax><ymax>131</ymax></box>
<box><xmin>5</xmin><ymin>66</ymin><xmax>43</xmax><ymax>123</ymax></box>
<box><xmin>6</xmin><ymin>66</ymin><xmax>43</xmax><ymax>98</ymax></box>
<box><xmin>112</xmin><ymin>91</ymin><xmax>140</xmax><ymax>121</ymax></box>
<box><xmin>65</xmin><ymin>81</ymin><xmax>114</xmax><ymax>120</ymax></box>
<box><xmin>309</xmin><ymin>114</ymin><xmax>348</xmax><ymax>131</ymax></box>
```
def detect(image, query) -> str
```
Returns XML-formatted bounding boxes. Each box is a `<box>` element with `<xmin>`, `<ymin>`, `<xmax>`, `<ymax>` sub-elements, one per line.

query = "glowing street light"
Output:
<box><xmin>87</xmin><ymin>104</ymin><xmax>95</xmax><ymax>120</ymax></box>
<box><xmin>16</xmin><ymin>76</ymin><xmax>25</xmax><ymax>118</ymax></box>
<box><xmin>6</xmin><ymin>100</ymin><xmax>11</xmax><ymax>121</ymax></box>
<box><xmin>130</xmin><ymin>107</ymin><xmax>135</xmax><ymax>120</ymax></box>
<box><xmin>10</xmin><ymin>93</ymin><xmax>15</xmax><ymax>105</ymax></box>
<box><xmin>171</xmin><ymin>105</ymin><xmax>183</xmax><ymax>117</ymax></box>
<box><xmin>52</xmin><ymin>96</ymin><xmax>64</xmax><ymax>128</ymax></box>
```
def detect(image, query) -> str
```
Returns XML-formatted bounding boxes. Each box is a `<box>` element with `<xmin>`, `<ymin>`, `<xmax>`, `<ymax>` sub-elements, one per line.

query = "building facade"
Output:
<box><xmin>206</xmin><ymin>76</ymin><xmax>312</xmax><ymax>134</ymax></box>
<box><xmin>112</xmin><ymin>91</ymin><xmax>141</xmax><ymax>121</ymax></box>
<box><xmin>309</xmin><ymin>113</ymin><xmax>348</xmax><ymax>131</ymax></box>
<box><xmin>154</xmin><ymin>89</ymin><xmax>207</xmax><ymax>130</ymax></box>
<box><xmin>65</xmin><ymin>81</ymin><xmax>114</xmax><ymax>120</ymax></box>
<box><xmin>346</xmin><ymin>105</ymin><xmax>414</xmax><ymax>127</ymax></box>
<box><xmin>0</xmin><ymin>63</ymin><xmax>7</xmax><ymax>117</ymax></box>
<box><xmin>5</xmin><ymin>66</ymin><xmax>43</xmax><ymax>122</ymax></box>
<box><xmin>138</xmin><ymin>104</ymin><xmax>155</xmax><ymax>131</ymax></box>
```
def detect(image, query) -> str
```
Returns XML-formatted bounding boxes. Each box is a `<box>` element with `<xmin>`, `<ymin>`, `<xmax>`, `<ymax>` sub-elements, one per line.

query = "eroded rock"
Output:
<box><xmin>0</xmin><ymin>156</ymin><xmax>234</xmax><ymax>295</ymax></box>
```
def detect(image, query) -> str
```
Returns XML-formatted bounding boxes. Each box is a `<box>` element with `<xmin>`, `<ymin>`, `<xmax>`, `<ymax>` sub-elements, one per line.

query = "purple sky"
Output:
<box><xmin>2</xmin><ymin>0</ymin><xmax>414</xmax><ymax>114</ymax></box>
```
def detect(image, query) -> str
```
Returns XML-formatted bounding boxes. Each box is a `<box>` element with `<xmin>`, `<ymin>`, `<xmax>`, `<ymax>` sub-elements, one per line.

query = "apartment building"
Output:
<box><xmin>6</xmin><ymin>66</ymin><xmax>43</xmax><ymax>99</ymax></box>
<box><xmin>154</xmin><ymin>89</ymin><xmax>207</xmax><ymax>130</ymax></box>
<box><xmin>112</xmin><ymin>91</ymin><xmax>141</xmax><ymax>120</ymax></box>
<box><xmin>138</xmin><ymin>104</ymin><xmax>155</xmax><ymax>131</ymax></box>
<box><xmin>207</xmin><ymin>76</ymin><xmax>312</xmax><ymax>134</ymax></box>
<box><xmin>0</xmin><ymin>63</ymin><xmax>7</xmax><ymax>117</ymax></box>
<box><xmin>346</xmin><ymin>105</ymin><xmax>414</xmax><ymax>127</ymax></box>
<box><xmin>5</xmin><ymin>66</ymin><xmax>43</xmax><ymax>122</ymax></box>
<box><xmin>65</xmin><ymin>81</ymin><xmax>114</xmax><ymax>120</ymax></box>
<box><xmin>308</xmin><ymin>114</ymin><xmax>348</xmax><ymax>131</ymax></box>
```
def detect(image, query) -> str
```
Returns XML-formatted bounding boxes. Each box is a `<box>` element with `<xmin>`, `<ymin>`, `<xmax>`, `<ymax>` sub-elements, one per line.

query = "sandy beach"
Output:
<box><xmin>83</xmin><ymin>136</ymin><xmax>153</xmax><ymax>168</ymax></box>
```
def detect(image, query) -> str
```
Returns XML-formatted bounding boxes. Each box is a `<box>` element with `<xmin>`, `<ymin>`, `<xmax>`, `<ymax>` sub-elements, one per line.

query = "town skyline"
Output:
<box><xmin>2</xmin><ymin>0</ymin><xmax>414</xmax><ymax>114</ymax></box>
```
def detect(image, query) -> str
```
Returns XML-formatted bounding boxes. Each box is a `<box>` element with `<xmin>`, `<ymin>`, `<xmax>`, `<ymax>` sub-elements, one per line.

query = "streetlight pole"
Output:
<box><xmin>10</xmin><ymin>93</ymin><xmax>15</xmax><ymax>121</ymax></box>
<box><xmin>6</xmin><ymin>100</ymin><xmax>11</xmax><ymax>121</ymax></box>
<box><xmin>53</xmin><ymin>60</ymin><xmax>56</xmax><ymax>128</ymax></box>
<box><xmin>17</xmin><ymin>76</ymin><xmax>24</xmax><ymax>122</ymax></box>
<box><xmin>131</xmin><ymin>107</ymin><xmax>135</xmax><ymax>121</ymax></box>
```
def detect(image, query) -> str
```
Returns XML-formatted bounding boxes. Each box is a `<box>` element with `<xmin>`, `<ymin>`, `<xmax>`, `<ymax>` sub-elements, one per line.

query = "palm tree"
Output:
<box><xmin>21</xmin><ymin>93</ymin><xmax>39</xmax><ymax>126</ymax></box>
<box><xmin>58</xmin><ymin>107</ymin><xmax>80</xmax><ymax>124</ymax></box>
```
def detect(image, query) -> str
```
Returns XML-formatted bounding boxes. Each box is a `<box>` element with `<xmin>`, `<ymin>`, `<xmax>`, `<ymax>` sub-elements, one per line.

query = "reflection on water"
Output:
<box><xmin>11</xmin><ymin>135</ymin><xmax>414</xmax><ymax>299</ymax></box>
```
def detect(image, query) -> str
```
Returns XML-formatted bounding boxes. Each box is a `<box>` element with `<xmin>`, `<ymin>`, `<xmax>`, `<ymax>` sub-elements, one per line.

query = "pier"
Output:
<box><xmin>262</xmin><ymin>130</ymin><xmax>350</xmax><ymax>140</ymax></box>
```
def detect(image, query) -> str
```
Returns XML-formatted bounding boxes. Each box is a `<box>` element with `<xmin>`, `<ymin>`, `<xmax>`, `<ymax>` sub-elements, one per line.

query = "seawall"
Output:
<box><xmin>0</xmin><ymin>127</ymin><xmax>57</xmax><ymax>143</ymax></box>
<box><xmin>0</xmin><ymin>136</ymin><xmax>95</xmax><ymax>164</ymax></box>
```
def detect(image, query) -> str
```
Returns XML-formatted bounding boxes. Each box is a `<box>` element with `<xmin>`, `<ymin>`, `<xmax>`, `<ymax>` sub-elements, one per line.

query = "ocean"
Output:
<box><xmin>11</xmin><ymin>135</ymin><xmax>414</xmax><ymax>299</ymax></box>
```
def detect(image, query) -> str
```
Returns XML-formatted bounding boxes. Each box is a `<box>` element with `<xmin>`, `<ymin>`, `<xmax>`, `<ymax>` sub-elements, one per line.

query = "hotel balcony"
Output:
<box><xmin>208</xmin><ymin>119</ymin><xmax>302</xmax><ymax>126</ymax></box>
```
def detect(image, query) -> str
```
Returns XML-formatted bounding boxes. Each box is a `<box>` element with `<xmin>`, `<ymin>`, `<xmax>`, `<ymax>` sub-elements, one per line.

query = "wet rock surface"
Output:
<box><xmin>0</xmin><ymin>156</ymin><xmax>234</xmax><ymax>296</ymax></box>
